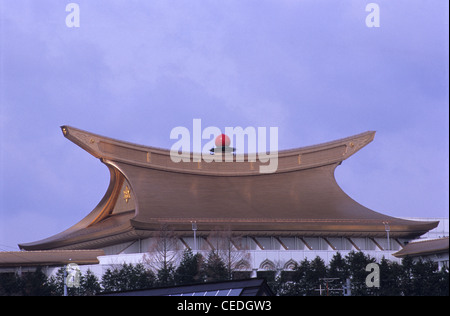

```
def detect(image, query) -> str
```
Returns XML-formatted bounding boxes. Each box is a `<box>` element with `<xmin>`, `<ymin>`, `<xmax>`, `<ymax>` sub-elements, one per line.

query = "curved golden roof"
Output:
<box><xmin>19</xmin><ymin>126</ymin><xmax>438</xmax><ymax>250</ymax></box>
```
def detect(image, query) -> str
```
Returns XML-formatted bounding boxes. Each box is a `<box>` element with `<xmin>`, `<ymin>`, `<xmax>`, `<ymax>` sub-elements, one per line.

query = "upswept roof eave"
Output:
<box><xmin>60</xmin><ymin>125</ymin><xmax>375</xmax><ymax>158</ymax></box>
<box><xmin>18</xmin><ymin>211</ymin><xmax>136</xmax><ymax>251</ymax></box>
<box><xmin>60</xmin><ymin>125</ymin><xmax>376</xmax><ymax>176</ymax></box>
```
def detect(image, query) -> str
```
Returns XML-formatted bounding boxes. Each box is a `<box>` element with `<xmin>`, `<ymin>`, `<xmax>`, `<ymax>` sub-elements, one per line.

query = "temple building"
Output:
<box><xmin>0</xmin><ymin>126</ymin><xmax>446</xmax><ymax>277</ymax></box>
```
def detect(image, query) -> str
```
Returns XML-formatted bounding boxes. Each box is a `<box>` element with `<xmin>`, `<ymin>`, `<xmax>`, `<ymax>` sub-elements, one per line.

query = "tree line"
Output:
<box><xmin>0</xmin><ymin>249</ymin><xmax>230</xmax><ymax>296</ymax></box>
<box><xmin>0</xmin><ymin>250</ymin><xmax>448</xmax><ymax>296</ymax></box>
<box><xmin>271</xmin><ymin>251</ymin><xmax>448</xmax><ymax>296</ymax></box>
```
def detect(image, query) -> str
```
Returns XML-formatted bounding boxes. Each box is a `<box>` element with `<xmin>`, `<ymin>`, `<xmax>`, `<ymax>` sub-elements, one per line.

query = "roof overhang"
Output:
<box><xmin>393</xmin><ymin>237</ymin><xmax>449</xmax><ymax>258</ymax></box>
<box><xmin>0</xmin><ymin>250</ymin><xmax>104</xmax><ymax>267</ymax></box>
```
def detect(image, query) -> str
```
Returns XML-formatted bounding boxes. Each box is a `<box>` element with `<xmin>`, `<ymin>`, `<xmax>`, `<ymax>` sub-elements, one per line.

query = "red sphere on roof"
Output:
<box><xmin>215</xmin><ymin>134</ymin><xmax>231</xmax><ymax>147</ymax></box>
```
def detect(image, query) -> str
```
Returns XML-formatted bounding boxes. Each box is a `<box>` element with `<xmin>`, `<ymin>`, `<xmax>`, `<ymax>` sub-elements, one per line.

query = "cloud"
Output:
<box><xmin>0</xmin><ymin>0</ymin><xmax>448</xmax><ymax>248</ymax></box>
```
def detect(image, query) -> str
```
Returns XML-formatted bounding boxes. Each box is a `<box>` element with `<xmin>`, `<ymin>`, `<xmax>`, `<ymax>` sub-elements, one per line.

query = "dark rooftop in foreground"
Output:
<box><xmin>97</xmin><ymin>278</ymin><xmax>274</xmax><ymax>296</ymax></box>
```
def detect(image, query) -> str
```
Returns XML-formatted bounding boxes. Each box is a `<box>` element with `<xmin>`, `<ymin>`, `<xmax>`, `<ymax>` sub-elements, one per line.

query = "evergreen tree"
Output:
<box><xmin>435</xmin><ymin>266</ymin><xmax>449</xmax><ymax>296</ymax></box>
<box><xmin>0</xmin><ymin>273</ymin><xmax>22</xmax><ymax>296</ymax></box>
<box><xmin>399</xmin><ymin>256</ymin><xmax>415</xmax><ymax>296</ymax></box>
<box><xmin>328</xmin><ymin>252</ymin><xmax>349</xmax><ymax>295</ymax></box>
<box><xmin>328</xmin><ymin>252</ymin><xmax>349</xmax><ymax>279</ymax></box>
<box><xmin>309</xmin><ymin>257</ymin><xmax>327</xmax><ymax>295</ymax></box>
<box><xmin>378</xmin><ymin>257</ymin><xmax>402</xmax><ymax>296</ymax></box>
<box><xmin>79</xmin><ymin>269</ymin><xmax>101</xmax><ymax>296</ymax></box>
<box><xmin>101</xmin><ymin>263</ymin><xmax>155</xmax><ymax>292</ymax></box>
<box><xmin>48</xmin><ymin>267</ymin><xmax>68</xmax><ymax>296</ymax></box>
<box><xmin>290</xmin><ymin>258</ymin><xmax>311</xmax><ymax>296</ymax></box>
<box><xmin>20</xmin><ymin>267</ymin><xmax>54</xmax><ymax>296</ymax></box>
<box><xmin>174</xmin><ymin>249</ymin><xmax>203</xmax><ymax>285</ymax></box>
<box><xmin>410</xmin><ymin>259</ymin><xmax>441</xmax><ymax>296</ymax></box>
<box><xmin>345</xmin><ymin>251</ymin><xmax>376</xmax><ymax>296</ymax></box>
<box><xmin>156</xmin><ymin>263</ymin><xmax>176</xmax><ymax>287</ymax></box>
<box><xmin>268</xmin><ymin>271</ymin><xmax>290</xmax><ymax>296</ymax></box>
<box><xmin>203</xmin><ymin>251</ymin><xmax>228</xmax><ymax>282</ymax></box>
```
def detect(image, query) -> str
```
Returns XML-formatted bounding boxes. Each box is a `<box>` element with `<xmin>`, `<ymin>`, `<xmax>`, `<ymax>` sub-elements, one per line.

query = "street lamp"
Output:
<box><xmin>63</xmin><ymin>258</ymin><xmax>72</xmax><ymax>296</ymax></box>
<box><xmin>191</xmin><ymin>221</ymin><xmax>198</xmax><ymax>254</ymax></box>
<box><xmin>383</xmin><ymin>222</ymin><xmax>390</xmax><ymax>251</ymax></box>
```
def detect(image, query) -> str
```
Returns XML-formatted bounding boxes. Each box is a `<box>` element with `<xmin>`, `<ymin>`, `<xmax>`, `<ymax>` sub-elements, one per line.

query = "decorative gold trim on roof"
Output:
<box><xmin>123</xmin><ymin>186</ymin><xmax>131</xmax><ymax>203</ymax></box>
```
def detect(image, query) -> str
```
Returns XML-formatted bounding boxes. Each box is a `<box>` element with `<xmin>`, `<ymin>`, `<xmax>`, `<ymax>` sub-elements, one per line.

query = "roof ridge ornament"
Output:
<box><xmin>210</xmin><ymin>134</ymin><xmax>236</xmax><ymax>154</ymax></box>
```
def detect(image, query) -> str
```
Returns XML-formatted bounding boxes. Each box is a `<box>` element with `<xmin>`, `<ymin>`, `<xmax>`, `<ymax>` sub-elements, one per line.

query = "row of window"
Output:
<box><xmin>104</xmin><ymin>236</ymin><xmax>403</xmax><ymax>255</ymax></box>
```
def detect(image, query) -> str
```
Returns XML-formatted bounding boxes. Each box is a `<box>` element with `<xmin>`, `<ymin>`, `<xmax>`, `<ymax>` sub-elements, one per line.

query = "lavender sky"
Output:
<box><xmin>0</xmin><ymin>1</ymin><xmax>448</xmax><ymax>250</ymax></box>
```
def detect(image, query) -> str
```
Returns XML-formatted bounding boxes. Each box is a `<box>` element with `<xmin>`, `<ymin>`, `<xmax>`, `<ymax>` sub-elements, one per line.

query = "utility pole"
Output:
<box><xmin>316</xmin><ymin>278</ymin><xmax>340</xmax><ymax>296</ymax></box>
